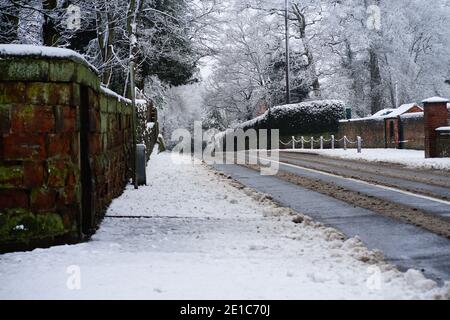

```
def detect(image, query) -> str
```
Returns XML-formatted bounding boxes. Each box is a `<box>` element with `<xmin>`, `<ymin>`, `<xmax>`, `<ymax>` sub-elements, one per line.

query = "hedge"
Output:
<box><xmin>237</xmin><ymin>100</ymin><xmax>346</xmax><ymax>136</ymax></box>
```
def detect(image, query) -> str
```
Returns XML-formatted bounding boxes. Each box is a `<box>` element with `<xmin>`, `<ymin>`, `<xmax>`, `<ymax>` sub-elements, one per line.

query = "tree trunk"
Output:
<box><xmin>42</xmin><ymin>0</ymin><xmax>59</xmax><ymax>46</ymax></box>
<box><xmin>366</xmin><ymin>0</ymin><xmax>383</xmax><ymax>114</ymax></box>
<box><xmin>369</xmin><ymin>47</ymin><xmax>382</xmax><ymax>114</ymax></box>
<box><xmin>343</xmin><ymin>40</ymin><xmax>363</xmax><ymax>113</ymax></box>
<box><xmin>292</xmin><ymin>4</ymin><xmax>321</xmax><ymax>99</ymax></box>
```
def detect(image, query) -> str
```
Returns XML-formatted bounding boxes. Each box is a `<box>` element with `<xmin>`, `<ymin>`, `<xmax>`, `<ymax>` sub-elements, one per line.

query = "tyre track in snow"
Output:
<box><xmin>278</xmin><ymin>151</ymin><xmax>450</xmax><ymax>201</ymax></box>
<box><xmin>269</xmin><ymin>152</ymin><xmax>450</xmax><ymax>223</ymax></box>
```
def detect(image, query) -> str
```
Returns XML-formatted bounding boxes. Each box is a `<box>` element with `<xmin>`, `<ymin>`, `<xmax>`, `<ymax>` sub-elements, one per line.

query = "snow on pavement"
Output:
<box><xmin>283</xmin><ymin>148</ymin><xmax>450</xmax><ymax>171</ymax></box>
<box><xmin>0</xmin><ymin>151</ymin><xmax>449</xmax><ymax>300</ymax></box>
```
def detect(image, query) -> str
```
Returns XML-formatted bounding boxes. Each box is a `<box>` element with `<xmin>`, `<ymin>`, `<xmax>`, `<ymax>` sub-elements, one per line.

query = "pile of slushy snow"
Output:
<box><xmin>0</xmin><ymin>150</ymin><xmax>448</xmax><ymax>299</ymax></box>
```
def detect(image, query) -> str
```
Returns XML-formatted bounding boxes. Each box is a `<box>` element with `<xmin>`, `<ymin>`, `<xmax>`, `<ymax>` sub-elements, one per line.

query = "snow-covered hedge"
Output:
<box><xmin>237</xmin><ymin>100</ymin><xmax>346</xmax><ymax>135</ymax></box>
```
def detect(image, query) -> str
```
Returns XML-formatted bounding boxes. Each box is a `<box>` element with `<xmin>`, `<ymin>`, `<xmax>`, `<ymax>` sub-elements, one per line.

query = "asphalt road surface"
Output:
<box><xmin>213</xmin><ymin>151</ymin><xmax>450</xmax><ymax>283</ymax></box>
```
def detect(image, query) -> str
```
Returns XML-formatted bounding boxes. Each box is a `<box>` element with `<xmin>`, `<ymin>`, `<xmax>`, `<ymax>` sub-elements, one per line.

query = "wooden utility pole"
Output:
<box><xmin>285</xmin><ymin>0</ymin><xmax>291</xmax><ymax>104</ymax></box>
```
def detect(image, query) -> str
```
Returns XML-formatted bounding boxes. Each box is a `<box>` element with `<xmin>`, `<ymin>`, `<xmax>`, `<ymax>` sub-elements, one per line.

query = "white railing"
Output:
<box><xmin>281</xmin><ymin>135</ymin><xmax>363</xmax><ymax>153</ymax></box>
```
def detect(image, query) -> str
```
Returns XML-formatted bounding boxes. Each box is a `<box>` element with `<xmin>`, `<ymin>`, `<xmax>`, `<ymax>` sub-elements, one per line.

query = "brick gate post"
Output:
<box><xmin>422</xmin><ymin>97</ymin><xmax>449</xmax><ymax>158</ymax></box>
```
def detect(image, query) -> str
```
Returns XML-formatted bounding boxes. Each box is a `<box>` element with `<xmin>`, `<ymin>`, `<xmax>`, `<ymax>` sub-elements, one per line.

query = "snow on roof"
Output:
<box><xmin>340</xmin><ymin>103</ymin><xmax>422</xmax><ymax>123</ymax></box>
<box><xmin>347</xmin><ymin>103</ymin><xmax>422</xmax><ymax>122</ymax></box>
<box><xmin>436</xmin><ymin>126</ymin><xmax>450</xmax><ymax>132</ymax></box>
<box><xmin>0</xmin><ymin>44</ymin><xmax>98</xmax><ymax>73</ymax></box>
<box><xmin>383</xmin><ymin>103</ymin><xmax>422</xmax><ymax>118</ymax></box>
<box><xmin>422</xmin><ymin>96</ymin><xmax>449</xmax><ymax>103</ymax></box>
<box><xmin>399</xmin><ymin>111</ymin><xmax>424</xmax><ymax>119</ymax></box>
<box><xmin>371</xmin><ymin>108</ymin><xmax>395</xmax><ymax>118</ymax></box>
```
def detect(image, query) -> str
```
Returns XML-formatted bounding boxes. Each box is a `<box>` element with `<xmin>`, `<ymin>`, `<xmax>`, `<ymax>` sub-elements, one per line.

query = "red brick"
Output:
<box><xmin>30</xmin><ymin>188</ymin><xmax>56</xmax><ymax>211</ymax></box>
<box><xmin>89</xmin><ymin>109</ymin><xmax>100</xmax><ymax>132</ymax></box>
<box><xmin>61</xmin><ymin>207</ymin><xmax>78</xmax><ymax>229</ymax></box>
<box><xmin>47</xmin><ymin>133</ymin><xmax>72</xmax><ymax>158</ymax></box>
<box><xmin>63</xmin><ymin>107</ymin><xmax>77</xmax><ymax>132</ymax></box>
<box><xmin>0</xmin><ymin>105</ymin><xmax>11</xmax><ymax>134</ymax></box>
<box><xmin>63</xmin><ymin>172</ymin><xmax>78</xmax><ymax>205</ymax></box>
<box><xmin>3</xmin><ymin>134</ymin><xmax>46</xmax><ymax>160</ymax></box>
<box><xmin>0</xmin><ymin>82</ymin><xmax>26</xmax><ymax>104</ymax></box>
<box><xmin>47</xmin><ymin>160</ymin><xmax>68</xmax><ymax>188</ymax></box>
<box><xmin>55</xmin><ymin>189</ymin><xmax>65</xmax><ymax>210</ymax></box>
<box><xmin>0</xmin><ymin>189</ymin><xmax>29</xmax><ymax>210</ymax></box>
<box><xmin>26</xmin><ymin>83</ymin><xmax>72</xmax><ymax>106</ymax></box>
<box><xmin>65</xmin><ymin>187</ymin><xmax>77</xmax><ymax>205</ymax></box>
<box><xmin>89</xmin><ymin>134</ymin><xmax>101</xmax><ymax>155</ymax></box>
<box><xmin>69</xmin><ymin>135</ymin><xmax>79</xmax><ymax>163</ymax></box>
<box><xmin>62</xmin><ymin>210</ymin><xmax>72</xmax><ymax>227</ymax></box>
<box><xmin>11</xmin><ymin>105</ymin><xmax>54</xmax><ymax>133</ymax></box>
<box><xmin>23</xmin><ymin>161</ymin><xmax>45</xmax><ymax>188</ymax></box>
<box><xmin>54</xmin><ymin>106</ymin><xmax>76</xmax><ymax>133</ymax></box>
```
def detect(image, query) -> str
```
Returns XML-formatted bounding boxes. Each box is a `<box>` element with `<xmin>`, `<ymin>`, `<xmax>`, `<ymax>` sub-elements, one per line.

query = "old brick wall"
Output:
<box><xmin>385</xmin><ymin>119</ymin><xmax>399</xmax><ymax>148</ymax></box>
<box><xmin>0</xmin><ymin>78</ymin><xmax>81</xmax><ymax>250</ymax></box>
<box><xmin>0</xmin><ymin>52</ymin><xmax>156</xmax><ymax>251</ymax></box>
<box><xmin>87</xmin><ymin>89</ymin><xmax>134</xmax><ymax>232</ymax></box>
<box><xmin>338</xmin><ymin>119</ymin><xmax>386</xmax><ymax>148</ymax></box>
<box><xmin>399</xmin><ymin>114</ymin><xmax>425</xmax><ymax>150</ymax></box>
<box><xmin>338</xmin><ymin>114</ymin><xmax>427</xmax><ymax>150</ymax></box>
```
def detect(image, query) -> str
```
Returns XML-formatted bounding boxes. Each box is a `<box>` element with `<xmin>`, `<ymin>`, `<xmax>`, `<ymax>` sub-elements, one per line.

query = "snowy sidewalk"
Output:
<box><xmin>0</xmin><ymin>151</ymin><xmax>448</xmax><ymax>299</ymax></box>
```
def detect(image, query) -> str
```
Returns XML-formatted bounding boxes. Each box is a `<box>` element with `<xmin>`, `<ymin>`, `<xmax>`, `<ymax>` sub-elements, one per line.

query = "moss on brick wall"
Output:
<box><xmin>0</xmin><ymin>56</ymin><xmax>99</xmax><ymax>88</ymax></box>
<box><xmin>0</xmin><ymin>209</ymin><xmax>66</xmax><ymax>243</ymax></box>
<box><xmin>0</xmin><ymin>53</ymin><xmax>155</xmax><ymax>251</ymax></box>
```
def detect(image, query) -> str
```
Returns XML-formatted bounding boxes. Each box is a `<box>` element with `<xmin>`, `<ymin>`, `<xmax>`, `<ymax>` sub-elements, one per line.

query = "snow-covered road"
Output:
<box><xmin>282</xmin><ymin>149</ymin><xmax>450</xmax><ymax>171</ymax></box>
<box><xmin>0</xmin><ymin>151</ymin><xmax>448</xmax><ymax>299</ymax></box>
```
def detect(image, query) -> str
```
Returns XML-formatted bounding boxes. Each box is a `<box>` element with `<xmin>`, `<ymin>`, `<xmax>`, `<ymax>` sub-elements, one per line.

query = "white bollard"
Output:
<box><xmin>320</xmin><ymin>136</ymin><xmax>324</xmax><ymax>149</ymax></box>
<box><xmin>344</xmin><ymin>136</ymin><xmax>347</xmax><ymax>151</ymax></box>
<box><xmin>311</xmin><ymin>137</ymin><xmax>314</xmax><ymax>150</ymax></box>
<box><xmin>301</xmin><ymin>136</ymin><xmax>304</xmax><ymax>149</ymax></box>
<box><xmin>331</xmin><ymin>135</ymin><xmax>335</xmax><ymax>149</ymax></box>
<box><xmin>292</xmin><ymin>136</ymin><xmax>295</xmax><ymax>150</ymax></box>
<box><xmin>357</xmin><ymin>136</ymin><xmax>362</xmax><ymax>153</ymax></box>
